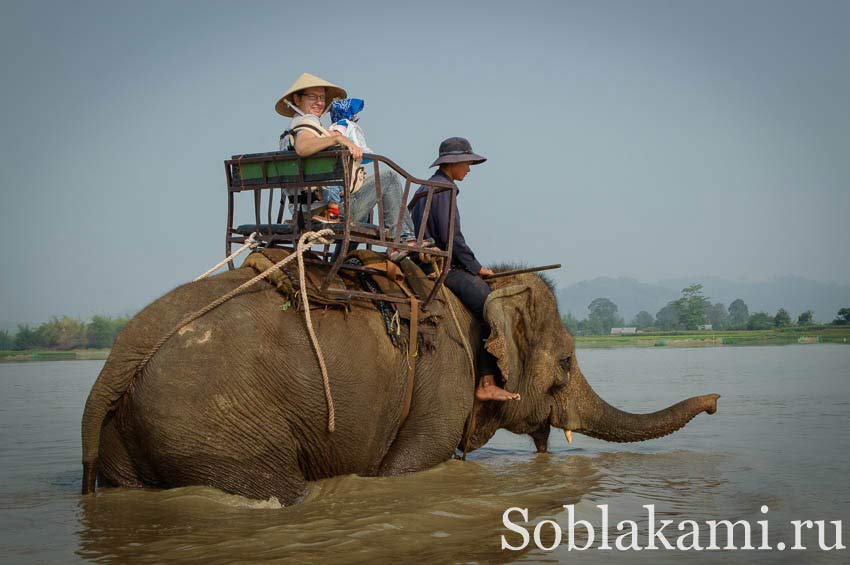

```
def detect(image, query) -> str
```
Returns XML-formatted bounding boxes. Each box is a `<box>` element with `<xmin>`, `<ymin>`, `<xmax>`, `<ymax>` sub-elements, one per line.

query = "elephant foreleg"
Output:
<box><xmin>530</xmin><ymin>423</ymin><xmax>551</xmax><ymax>453</ymax></box>
<box><xmin>377</xmin><ymin>396</ymin><xmax>468</xmax><ymax>476</ymax></box>
<box><xmin>378</xmin><ymin>422</ymin><xmax>460</xmax><ymax>476</ymax></box>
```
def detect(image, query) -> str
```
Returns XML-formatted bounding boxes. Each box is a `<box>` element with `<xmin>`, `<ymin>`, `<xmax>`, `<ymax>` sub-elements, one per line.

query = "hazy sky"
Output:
<box><xmin>1</xmin><ymin>0</ymin><xmax>848</xmax><ymax>325</ymax></box>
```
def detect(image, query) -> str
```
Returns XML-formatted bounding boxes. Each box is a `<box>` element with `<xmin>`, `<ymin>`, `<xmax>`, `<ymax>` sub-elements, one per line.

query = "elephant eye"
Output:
<box><xmin>559</xmin><ymin>356</ymin><xmax>571</xmax><ymax>373</ymax></box>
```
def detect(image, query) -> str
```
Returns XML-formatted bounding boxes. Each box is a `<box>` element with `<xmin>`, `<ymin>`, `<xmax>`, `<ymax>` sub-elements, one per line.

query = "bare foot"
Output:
<box><xmin>475</xmin><ymin>375</ymin><xmax>520</xmax><ymax>402</ymax></box>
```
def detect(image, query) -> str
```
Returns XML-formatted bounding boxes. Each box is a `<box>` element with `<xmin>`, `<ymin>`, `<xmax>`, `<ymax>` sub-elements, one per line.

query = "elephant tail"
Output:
<box><xmin>80</xmin><ymin>277</ymin><xmax>213</xmax><ymax>494</ymax></box>
<box><xmin>80</xmin><ymin>330</ymin><xmax>150</xmax><ymax>494</ymax></box>
<box><xmin>80</xmin><ymin>268</ymin><xmax>268</xmax><ymax>493</ymax></box>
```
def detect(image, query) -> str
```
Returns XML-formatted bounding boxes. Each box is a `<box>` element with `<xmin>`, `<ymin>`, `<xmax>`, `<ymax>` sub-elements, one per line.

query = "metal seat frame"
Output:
<box><xmin>224</xmin><ymin>149</ymin><xmax>457</xmax><ymax>309</ymax></box>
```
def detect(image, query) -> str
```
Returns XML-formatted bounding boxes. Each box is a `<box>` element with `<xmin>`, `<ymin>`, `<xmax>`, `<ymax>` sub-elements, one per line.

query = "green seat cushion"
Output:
<box><xmin>232</xmin><ymin>151</ymin><xmax>343</xmax><ymax>185</ymax></box>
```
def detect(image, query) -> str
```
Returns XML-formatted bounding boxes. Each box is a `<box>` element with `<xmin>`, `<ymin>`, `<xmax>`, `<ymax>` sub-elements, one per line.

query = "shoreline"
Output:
<box><xmin>2</xmin><ymin>327</ymin><xmax>849</xmax><ymax>362</ymax></box>
<box><xmin>0</xmin><ymin>349</ymin><xmax>111</xmax><ymax>362</ymax></box>
<box><xmin>575</xmin><ymin>326</ymin><xmax>850</xmax><ymax>349</ymax></box>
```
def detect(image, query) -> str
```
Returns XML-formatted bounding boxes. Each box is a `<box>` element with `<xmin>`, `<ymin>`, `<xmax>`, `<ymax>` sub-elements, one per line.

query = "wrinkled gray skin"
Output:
<box><xmin>81</xmin><ymin>269</ymin><xmax>719</xmax><ymax>504</ymax></box>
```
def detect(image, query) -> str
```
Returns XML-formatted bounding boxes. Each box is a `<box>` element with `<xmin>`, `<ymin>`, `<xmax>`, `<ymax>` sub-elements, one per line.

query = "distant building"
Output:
<box><xmin>697</xmin><ymin>324</ymin><xmax>713</xmax><ymax>331</ymax></box>
<box><xmin>610</xmin><ymin>327</ymin><xmax>637</xmax><ymax>335</ymax></box>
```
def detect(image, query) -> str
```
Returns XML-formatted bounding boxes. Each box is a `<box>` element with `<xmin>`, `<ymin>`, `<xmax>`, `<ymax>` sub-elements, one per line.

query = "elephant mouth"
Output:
<box><xmin>546</xmin><ymin>404</ymin><xmax>572</xmax><ymax>443</ymax></box>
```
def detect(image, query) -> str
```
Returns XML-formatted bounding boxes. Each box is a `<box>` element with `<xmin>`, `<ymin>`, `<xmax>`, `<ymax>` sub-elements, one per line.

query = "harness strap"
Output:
<box><xmin>356</xmin><ymin>260</ymin><xmax>420</xmax><ymax>427</ymax></box>
<box><xmin>292</xmin><ymin>121</ymin><xmax>329</xmax><ymax>137</ymax></box>
<box><xmin>400</xmin><ymin>295</ymin><xmax>419</xmax><ymax>426</ymax></box>
<box><xmin>367</xmin><ymin>260</ymin><xmax>418</xmax><ymax>298</ymax></box>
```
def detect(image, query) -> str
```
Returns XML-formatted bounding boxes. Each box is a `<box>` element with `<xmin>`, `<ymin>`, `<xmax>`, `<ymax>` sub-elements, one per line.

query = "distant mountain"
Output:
<box><xmin>556</xmin><ymin>278</ymin><xmax>673</xmax><ymax>323</ymax></box>
<box><xmin>556</xmin><ymin>276</ymin><xmax>850</xmax><ymax>324</ymax></box>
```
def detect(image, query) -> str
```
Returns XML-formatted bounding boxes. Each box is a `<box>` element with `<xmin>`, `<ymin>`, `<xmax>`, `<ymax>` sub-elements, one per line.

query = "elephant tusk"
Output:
<box><xmin>565</xmin><ymin>430</ymin><xmax>572</xmax><ymax>444</ymax></box>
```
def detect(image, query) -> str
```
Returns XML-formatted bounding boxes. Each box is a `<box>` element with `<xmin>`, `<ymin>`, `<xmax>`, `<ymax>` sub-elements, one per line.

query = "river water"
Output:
<box><xmin>1</xmin><ymin>345</ymin><xmax>848</xmax><ymax>563</ymax></box>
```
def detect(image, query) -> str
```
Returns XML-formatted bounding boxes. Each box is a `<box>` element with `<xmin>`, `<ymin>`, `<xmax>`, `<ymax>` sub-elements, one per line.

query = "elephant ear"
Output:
<box><xmin>483</xmin><ymin>284</ymin><xmax>533</xmax><ymax>391</ymax></box>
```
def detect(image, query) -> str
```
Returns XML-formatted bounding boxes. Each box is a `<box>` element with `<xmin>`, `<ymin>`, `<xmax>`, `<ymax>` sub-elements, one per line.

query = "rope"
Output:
<box><xmin>194</xmin><ymin>232</ymin><xmax>259</xmax><ymax>281</ymax></box>
<box><xmin>443</xmin><ymin>286</ymin><xmax>476</xmax><ymax>392</ymax></box>
<box><xmin>295</xmin><ymin>232</ymin><xmax>337</xmax><ymax>432</ymax></box>
<box><xmin>132</xmin><ymin>230</ymin><xmax>337</xmax><ymax>430</ymax></box>
<box><xmin>422</xmin><ymin>255</ymin><xmax>479</xmax><ymax>458</ymax></box>
<box><xmin>462</xmin><ymin>396</ymin><xmax>479</xmax><ymax>461</ymax></box>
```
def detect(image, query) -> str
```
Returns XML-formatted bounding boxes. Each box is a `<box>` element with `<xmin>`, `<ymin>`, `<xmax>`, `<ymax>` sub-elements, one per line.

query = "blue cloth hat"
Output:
<box><xmin>330</xmin><ymin>98</ymin><xmax>365</xmax><ymax>124</ymax></box>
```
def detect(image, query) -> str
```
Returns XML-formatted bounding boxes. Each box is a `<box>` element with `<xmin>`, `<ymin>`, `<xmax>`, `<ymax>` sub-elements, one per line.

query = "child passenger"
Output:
<box><xmin>313</xmin><ymin>98</ymin><xmax>371</xmax><ymax>221</ymax></box>
<box><xmin>329</xmin><ymin>98</ymin><xmax>372</xmax><ymax>156</ymax></box>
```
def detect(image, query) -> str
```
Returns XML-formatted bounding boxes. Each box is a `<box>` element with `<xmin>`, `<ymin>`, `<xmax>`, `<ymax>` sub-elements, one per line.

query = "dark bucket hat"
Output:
<box><xmin>430</xmin><ymin>137</ymin><xmax>487</xmax><ymax>168</ymax></box>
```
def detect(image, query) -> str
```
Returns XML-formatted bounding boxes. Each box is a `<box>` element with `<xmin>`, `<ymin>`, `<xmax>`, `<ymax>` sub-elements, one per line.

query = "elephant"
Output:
<box><xmin>81</xmin><ymin>262</ymin><xmax>719</xmax><ymax>505</ymax></box>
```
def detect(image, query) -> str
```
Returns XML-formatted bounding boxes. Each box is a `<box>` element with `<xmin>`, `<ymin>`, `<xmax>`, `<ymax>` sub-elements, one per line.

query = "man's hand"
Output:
<box><xmin>479</xmin><ymin>267</ymin><xmax>494</xmax><ymax>277</ymax></box>
<box><xmin>338</xmin><ymin>137</ymin><xmax>363</xmax><ymax>159</ymax></box>
<box><xmin>294</xmin><ymin>129</ymin><xmax>361</xmax><ymax>159</ymax></box>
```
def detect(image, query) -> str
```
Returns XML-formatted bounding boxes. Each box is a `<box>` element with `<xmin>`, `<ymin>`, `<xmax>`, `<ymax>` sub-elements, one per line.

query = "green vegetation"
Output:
<box><xmin>728</xmin><ymin>298</ymin><xmax>749</xmax><ymax>329</ymax></box>
<box><xmin>747</xmin><ymin>312</ymin><xmax>774</xmax><ymax>330</ymax></box>
<box><xmin>655</xmin><ymin>301</ymin><xmax>680</xmax><ymax>330</ymax></box>
<box><xmin>707</xmin><ymin>302</ymin><xmax>728</xmax><ymax>329</ymax></box>
<box><xmin>562</xmin><ymin>283</ymin><xmax>850</xmax><ymax>344</ymax></box>
<box><xmin>585</xmin><ymin>297</ymin><xmax>624</xmax><ymax>336</ymax></box>
<box><xmin>774</xmin><ymin>308</ymin><xmax>792</xmax><ymax>328</ymax></box>
<box><xmin>631</xmin><ymin>310</ymin><xmax>654</xmax><ymax>330</ymax></box>
<box><xmin>0</xmin><ymin>330</ymin><xmax>12</xmax><ymax>350</ymax></box>
<box><xmin>674</xmin><ymin>284</ymin><xmax>711</xmax><ymax>329</ymax></box>
<box><xmin>575</xmin><ymin>325</ymin><xmax>850</xmax><ymax>349</ymax></box>
<box><xmin>4</xmin><ymin>297</ymin><xmax>849</xmax><ymax>361</ymax></box>
<box><xmin>1</xmin><ymin>315</ymin><xmax>128</xmax><ymax>360</ymax></box>
<box><xmin>0</xmin><ymin>349</ymin><xmax>111</xmax><ymax>361</ymax></box>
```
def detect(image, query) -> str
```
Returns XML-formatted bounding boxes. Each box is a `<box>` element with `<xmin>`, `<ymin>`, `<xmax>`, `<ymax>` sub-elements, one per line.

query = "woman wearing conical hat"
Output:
<box><xmin>276</xmin><ymin>73</ymin><xmax>416</xmax><ymax>243</ymax></box>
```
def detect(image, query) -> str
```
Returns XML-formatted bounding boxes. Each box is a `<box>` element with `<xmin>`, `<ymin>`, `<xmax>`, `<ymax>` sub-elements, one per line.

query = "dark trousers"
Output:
<box><xmin>445</xmin><ymin>268</ymin><xmax>498</xmax><ymax>376</ymax></box>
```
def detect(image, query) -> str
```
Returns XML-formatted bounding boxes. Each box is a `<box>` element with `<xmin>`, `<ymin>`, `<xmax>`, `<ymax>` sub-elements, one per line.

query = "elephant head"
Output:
<box><xmin>463</xmin><ymin>273</ymin><xmax>719</xmax><ymax>452</ymax></box>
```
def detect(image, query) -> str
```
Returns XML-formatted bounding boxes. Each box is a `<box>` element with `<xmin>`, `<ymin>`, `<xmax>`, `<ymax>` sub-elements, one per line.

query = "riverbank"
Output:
<box><xmin>0</xmin><ymin>349</ymin><xmax>111</xmax><ymax>362</ymax></box>
<box><xmin>575</xmin><ymin>325</ymin><xmax>850</xmax><ymax>348</ymax></box>
<box><xmin>3</xmin><ymin>327</ymin><xmax>850</xmax><ymax>361</ymax></box>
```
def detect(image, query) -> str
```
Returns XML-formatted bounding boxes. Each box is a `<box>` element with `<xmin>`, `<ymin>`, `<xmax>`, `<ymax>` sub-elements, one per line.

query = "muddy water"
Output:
<box><xmin>1</xmin><ymin>345</ymin><xmax>848</xmax><ymax>563</ymax></box>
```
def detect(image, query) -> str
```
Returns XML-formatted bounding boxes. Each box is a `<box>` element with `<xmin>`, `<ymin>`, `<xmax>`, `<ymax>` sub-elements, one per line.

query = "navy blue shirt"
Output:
<box><xmin>411</xmin><ymin>169</ymin><xmax>483</xmax><ymax>275</ymax></box>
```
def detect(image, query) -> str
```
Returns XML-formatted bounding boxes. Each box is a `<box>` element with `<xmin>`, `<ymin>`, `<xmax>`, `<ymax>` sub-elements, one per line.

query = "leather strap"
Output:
<box><xmin>367</xmin><ymin>260</ymin><xmax>409</xmax><ymax>288</ymax></box>
<box><xmin>399</xmin><ymin>296</ymin><xmax>419</xmax><ymax>426</ymax></box>
<box><xmin>384</xmin><ymin>261</ymin><xmax>406</xmax><ymax>285</ymax></box>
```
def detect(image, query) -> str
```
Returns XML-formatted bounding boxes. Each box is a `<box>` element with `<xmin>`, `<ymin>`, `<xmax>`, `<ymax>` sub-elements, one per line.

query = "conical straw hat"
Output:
<box><xmin>275</xmin><ymin>72</ymin><xmax>347</xmax><ymax>117</ymax></box>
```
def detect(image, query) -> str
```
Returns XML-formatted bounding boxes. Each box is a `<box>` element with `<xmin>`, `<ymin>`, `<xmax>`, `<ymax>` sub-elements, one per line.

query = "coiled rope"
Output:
<box><xmin>133</xmin><ymin>230</ymin><xmax>338</xmax><ymax>432</ymax></box>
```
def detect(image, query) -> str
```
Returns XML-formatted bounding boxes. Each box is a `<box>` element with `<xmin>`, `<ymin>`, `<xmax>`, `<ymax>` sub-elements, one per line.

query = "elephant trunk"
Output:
<box><xmin>556</xmin><ymin>369</ymin><xmax>719</xmax><ymax>443</ymax></box>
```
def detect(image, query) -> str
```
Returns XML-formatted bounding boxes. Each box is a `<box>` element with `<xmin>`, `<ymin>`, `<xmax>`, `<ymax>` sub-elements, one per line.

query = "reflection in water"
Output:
<box><xmin>76</xmin><ymin>454</ymin><xmax>604</xmax><ymax>563</ymax></box>
<box><xmin>74</xmin><ymin>450</ymin><xmax>742</xmax><ymax>563</ymax></box>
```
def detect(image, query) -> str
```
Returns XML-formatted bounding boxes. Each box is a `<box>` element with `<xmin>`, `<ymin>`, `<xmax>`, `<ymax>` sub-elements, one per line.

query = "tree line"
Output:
<box><xmin>562</xmin><ymin>284</ymin><xmax>850</xmax><ymax>336</ymax></box>
<box><xmin>3</xmin><ymin>298</ymin><xmax>849</xmax><ymax>346</ymax></box>
<box><xmin>0</xmin><ymin>315</ymin><xmax>130</xmax><ymax>351</ymax></box>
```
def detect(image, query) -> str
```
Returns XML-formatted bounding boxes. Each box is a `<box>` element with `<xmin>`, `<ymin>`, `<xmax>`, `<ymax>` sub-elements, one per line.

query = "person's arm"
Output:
<box><xmin>450</xmin><ymin>211</ymin><xmax>484</xmax><ymax>275</ymax></box>
<box><xmin>295</xmin><ymin>130</ymin><xmax>362</xmax><ymax>159</ymax></box>
<box><xmin>430</xmin><ymin>191</ymin><xmax>483</xmax><ymax>274</ymax></box>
